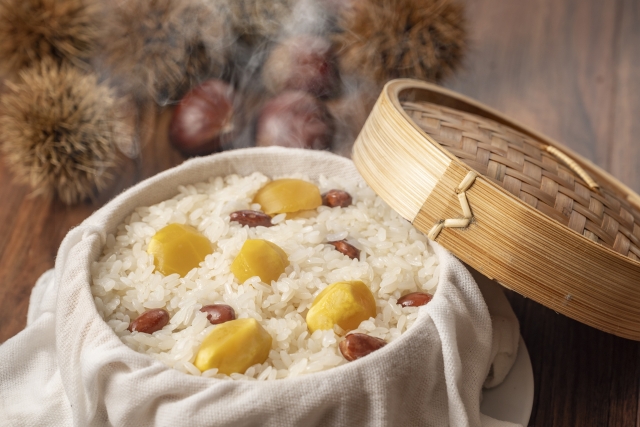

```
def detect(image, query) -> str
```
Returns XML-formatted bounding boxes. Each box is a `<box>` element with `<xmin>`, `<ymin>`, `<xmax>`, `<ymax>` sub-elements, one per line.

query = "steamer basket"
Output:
<box><xmin>352</xmin><ymin>79</ymin><xmax>640</xmax><ymax>341</ymax></box>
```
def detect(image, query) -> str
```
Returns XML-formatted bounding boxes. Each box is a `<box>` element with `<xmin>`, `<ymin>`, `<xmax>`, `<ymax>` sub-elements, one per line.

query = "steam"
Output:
<box><xmin>89</xmin><ymin>0</ymin><xmax>383</xmax><ymax>156</ymax></box>
<box><xmin>216</xmin><ymin>0</ymin><xmax>370</xmax><ymax>154</ymax></box>
<box><xmin>3</xmin><ymin>0</ymin><xmax>464</xmax><ymax>159</ymax></box>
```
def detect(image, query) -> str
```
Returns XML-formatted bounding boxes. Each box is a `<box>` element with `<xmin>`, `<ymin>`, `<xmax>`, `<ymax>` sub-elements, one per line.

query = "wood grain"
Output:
<box><xmin>0</xmin><ymin>104</ymin><xmax>171</xmax><ymax>342</ymax></box>
<box><xmin>444</xmin><ymin>0</ymin><xmax>640</xmax><ymax>425</ymax></box>
<box><xmin>611</xmin><ymin>0</ymin><xmax>640</xmax><ymax>202</ymax></box>
<box><xmin>0</xmin><ymin>0</ymin><xmax>639</xmax><ymax>426</ymax></box>
<box><xmin>447</xmin><ymin>0</ymin><xmax>628</xmax><ymax>189</ymax></box>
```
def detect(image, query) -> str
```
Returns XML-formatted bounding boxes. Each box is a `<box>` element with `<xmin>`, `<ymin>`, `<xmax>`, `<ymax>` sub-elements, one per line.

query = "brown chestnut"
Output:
<box><xmin>169</xmin><ymin>79</ymin><xmax>234</xmax><ymax>156</ymax></box>
<box><xmin>255</xmin><ymin>91</ymin><xmax>334</xmax><ymax>150</ymax></box>
<box><xmin>262</xmin><ymin>35</ymin><xmax>338</xmax><ymax>98</ymax></box>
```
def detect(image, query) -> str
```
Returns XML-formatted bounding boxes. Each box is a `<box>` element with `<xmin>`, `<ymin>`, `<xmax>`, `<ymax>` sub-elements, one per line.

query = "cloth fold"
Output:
<box><xmin>0</xmin><ymin>147</ymin><xmax>523</xmax><ymax>427</ymax></box>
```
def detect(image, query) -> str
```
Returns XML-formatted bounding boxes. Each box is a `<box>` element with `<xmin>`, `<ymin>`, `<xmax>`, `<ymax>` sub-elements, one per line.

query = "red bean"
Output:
<box><xmin>128</xmin><ymin>309</ymin><xmax>170</xmax><ymax>334</ymax></box>
<box><xmin>329</xmin><ymin>240</ymin><xmax>360</xmax><ymax>260</ymax></box>
<box><xmin>339</xmin><ymin>333</ymin><xmax>386</xmax><ymax>361</ymax></box>
<box><xmin>230</xmin><ymin>210</ymin><xmax>273</xmax><ymax>227</ymax></box>
<box><xmin>200</xmin><ymin>304</ymin><xmax>236</xmax><ymax>325</ymax></box>
<box><xmin>322</xmin><ymin>189</ymin><xmax>352</xmax><ymax>207</ymax></box>
<box><xmin>397</xmin><ymin>292</ymin><xmax>432</xmax><ymax>308</ymax></box>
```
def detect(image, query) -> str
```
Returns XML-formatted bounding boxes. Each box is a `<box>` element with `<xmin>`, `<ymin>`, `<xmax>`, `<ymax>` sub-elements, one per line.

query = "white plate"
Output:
<box><xmin>480</xmin><ymin>336</ymin><xmax>534</xmax><ymax>426</ymax></box>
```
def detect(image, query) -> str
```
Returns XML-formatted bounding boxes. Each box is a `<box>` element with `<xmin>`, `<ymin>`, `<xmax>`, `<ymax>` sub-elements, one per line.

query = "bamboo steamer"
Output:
<box><xmin>352</xmin><ymin>79</ymin><xmax>640</xmax><ymax>341</ymax></box>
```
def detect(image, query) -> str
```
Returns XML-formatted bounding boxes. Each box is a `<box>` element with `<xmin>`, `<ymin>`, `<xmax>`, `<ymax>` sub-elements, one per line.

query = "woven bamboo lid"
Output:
<box><xmin>352</xmin><ymin>79</ymin><xmax>640</xmax><ymax>341</ymax></box>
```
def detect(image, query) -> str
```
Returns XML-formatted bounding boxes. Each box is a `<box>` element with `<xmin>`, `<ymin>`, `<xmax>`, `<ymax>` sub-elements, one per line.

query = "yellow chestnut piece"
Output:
<box><xmin>147</xmin><ymin>223</ymin><xmax>213</xmax><ymax>277</ymax></box>
<box><xmin>194</xmin><ymin>318</ymin><xmax>272</xmax><ymax>375</ymax></box>
<box><xmin>306</xmin><ymin>281</ymin><xmax>376</xmax><ymax>333</ymax></box>
<box><xmin>253</xmin><ymin>179</ymin><xmax>322</xmax><ymax>215</ymax></box>
<box><xmin>231</xmin><ymin>239</ymin><xmax>289</xmax><ymax>284</ymax></box>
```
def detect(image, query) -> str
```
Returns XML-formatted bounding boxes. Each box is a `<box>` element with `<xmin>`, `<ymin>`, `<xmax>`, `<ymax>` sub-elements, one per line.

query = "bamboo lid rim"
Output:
<box><xmin>352</xmin><ymin>79</ymin><xmax>640</xmax><ymax>340</ymax></box>
<box><xmin>381</xmin><ymin>79</ymin><xmax>640</xmax><ymax>266</ymax></box>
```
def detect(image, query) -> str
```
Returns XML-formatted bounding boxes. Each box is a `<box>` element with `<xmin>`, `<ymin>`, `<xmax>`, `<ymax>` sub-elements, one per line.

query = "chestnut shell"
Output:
<box><xmin>169</xmin><ymin>79</ymin><xmax>235</xmax><ymax>156</ymax></box>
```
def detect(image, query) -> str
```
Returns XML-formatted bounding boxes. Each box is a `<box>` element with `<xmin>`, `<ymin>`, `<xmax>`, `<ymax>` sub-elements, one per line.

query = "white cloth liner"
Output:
<box><xmin>0</xmin><ymin>147</ymin><xmax>522</xmax><ymax>426</ymax></box>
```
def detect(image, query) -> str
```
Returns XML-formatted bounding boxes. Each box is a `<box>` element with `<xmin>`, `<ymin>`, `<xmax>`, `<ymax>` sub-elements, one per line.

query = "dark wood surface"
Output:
<box><xmin>1</xmin><ymin>1</ymin><xmax>639</xmax><ymax>426</ymax></box>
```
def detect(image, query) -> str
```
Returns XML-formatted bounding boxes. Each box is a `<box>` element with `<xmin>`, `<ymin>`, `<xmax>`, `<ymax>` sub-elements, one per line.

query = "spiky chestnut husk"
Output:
<box><xmin>0</xmin><ymin>0</ymin><xmax>103</xmax><ymax>77</ymax></box>
<box><xmin>99</xmin><ymin>0</ymin><xmax>231</xmax><ymax>105</ymax></box>
<box><xmin>0</xmin><ymin>60</ymin><xmax>131</xmax><ymax>205</ymax></box>
<box><xmin>333</xmin><ymin>0</ymin><xmax>467</xmax><ymax>85</ymax></box>
<box><xmin>225</xmin><ymin>0</ymin><xmax>296</xmax><ymax>46</ymax></box>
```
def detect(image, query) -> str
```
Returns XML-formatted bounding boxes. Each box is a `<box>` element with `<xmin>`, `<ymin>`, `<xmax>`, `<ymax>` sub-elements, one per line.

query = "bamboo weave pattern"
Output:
<box><xmin>403</xmin><ymin>101</ymin><xmax>640</xmax><ymax>261</ymax></box>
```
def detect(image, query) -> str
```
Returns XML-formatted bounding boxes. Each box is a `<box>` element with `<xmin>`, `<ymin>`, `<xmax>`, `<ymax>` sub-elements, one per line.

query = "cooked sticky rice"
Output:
<box><xmin>90</xmin><ymin>172</ymin><xmax>439</xmax><ymax>379</ymax></box>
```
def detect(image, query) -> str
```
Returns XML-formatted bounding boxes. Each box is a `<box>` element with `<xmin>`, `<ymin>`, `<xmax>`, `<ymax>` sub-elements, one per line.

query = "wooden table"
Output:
<box><xmin>1</xmin><ymin>0</ymin><xmax>638</xmax><ymax>425</ymax></box>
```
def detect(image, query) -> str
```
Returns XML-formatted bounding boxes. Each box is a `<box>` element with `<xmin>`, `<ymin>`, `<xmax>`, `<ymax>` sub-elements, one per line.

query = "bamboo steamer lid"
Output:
<box><xmin>352</xmin><ymin>79</ymin><xmax>640</xmax><ymax>341</ymax></box>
